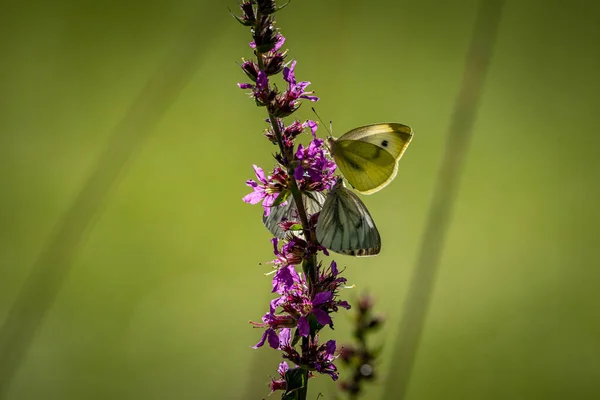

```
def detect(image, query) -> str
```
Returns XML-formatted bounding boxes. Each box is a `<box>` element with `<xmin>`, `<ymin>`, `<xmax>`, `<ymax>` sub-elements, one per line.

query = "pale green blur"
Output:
<box><xmin>0</xmin><ymin>1</ymin><xmax>599</xmax><ymax>399</ymax></box>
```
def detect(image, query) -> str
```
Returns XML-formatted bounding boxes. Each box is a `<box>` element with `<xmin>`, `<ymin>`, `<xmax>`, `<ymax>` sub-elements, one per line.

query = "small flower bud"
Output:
<box><xmin>367</xmin><ymin>315</ymin><xmax>385</xmax><ymax>330</ymax></box>
<box><xmin>263</xmin><ymin>51</ymin><xmax>286</xmax><ymax>76</ymax></box>
<box><xmin>253</xmin><ymin>16</ymin><xmax>279</xmax><ymax>53</ymax></box>
<box><xmin>256</xmin><ymin>0</ymin><xmax>277</xmax><ymax>15</ymax></box>
<box><xmin>339</xmin><ymin>346</ymin><xmax>356</xmax><ymax>363</ymax></box>
<box><xmin>339</xmin><ymin>381</ymin><xmax>360</xmax><ymax>395</ymax></box>
<box><xmin>241</xmin><ymin>60</ymin><xmax>259</xmax><ymax>81</ymax></box>
<box><xmin>231</xmin><ymin>1</ymin><xmax>256</xmax><ymax>26</ymax></box>
<box><xmin>357</xmin><ymin>294</ymin><xmax>374</xmax><ymax>313</ymax></box>
<box><xmin>283</xmin><ymin>120</ymin><xmax>304</xmax><ymax>140</ymax></box>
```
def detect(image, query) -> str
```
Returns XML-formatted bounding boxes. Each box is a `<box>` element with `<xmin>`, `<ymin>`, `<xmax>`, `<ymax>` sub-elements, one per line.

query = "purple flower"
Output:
<box><xmin>268</xmin><ymin>361</ymin><xmax>290</xmax><ymax>393</ymax></box>
<box><xmin>297</xmin><ymin>291</ymin><xmax>334</xmax><ymax>336</ymax></box>
<box><xmin>251</xmin><ymin>313</ymin><xmax>297</xmax><ymax>349</ymax></box>
<box><xmin>269</xmin><ymin>237</ymin><xmax>307</xmax><ymax>269</ymax></box>
<box><xmin>272</xmin><ymin>264</ymin><xmax>301</xmax><ymax>294</ymax></box>
<box><xmin>243</xmin><ymin>165</ymin><xmax>288</xmax><ymax>216</ymax></box>
<box><xmin>240</xmin><ymin>59</ymin><xmax>259</xmax><ymax>81</ymax></box>
<box><xmin>253</xmin><ymin>327</ymin><xmax>279</xmax><ymax>349</ymax></box>
<box><xmin>270</xmin><ymin>60</ymin><xmax>319</xmax><ymax>117</ymax></box>
<box><xmin>283</xmin><ymin>61</ymin><xmax>319</xmax><ymax>102</ymax></box>
<box><xmin>293</xmin><ymin>136</ymin><xmax>337</xmax><ymax>191</ymax></box>
<box><xmin>238</xmin><ymin>71</ymin><xmax>275</xmax><ymax>107</ymax></box>
<box><xmin>315</xmin><ymin>340</ymin><xmax>339</xmax><ymax>381</ymax></box>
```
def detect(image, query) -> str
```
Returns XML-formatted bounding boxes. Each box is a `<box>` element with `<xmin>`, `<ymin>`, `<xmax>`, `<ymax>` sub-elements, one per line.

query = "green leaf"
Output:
<box><xmin>291</xmin><ymin>328</ymin><xmax>301</xmax><ymax>347</ymax></box>
<box><xmin>282</xmin><ymin>367</ymin><xmax>307</xmax><ymax>399</ymax></box>
<box><xmin>288</xmin><ymin>223</ymin><xmax>303</xmax><ymax>232</ymax></box>
<box><xmin>271</xmin><ymin>190</ymin><xmax>291</xmax><ymax>207</ymax></box>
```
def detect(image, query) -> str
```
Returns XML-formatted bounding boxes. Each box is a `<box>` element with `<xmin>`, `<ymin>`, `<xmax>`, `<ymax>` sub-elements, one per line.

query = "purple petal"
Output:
<box><xmin>271</xmin><ymin>238</ymin><xmax>279</xmax><ymax>255</ymax></box>
<box><xmin>338</xmin><ymin>300</ymin><xmax>351</xmax><ymax>310</ymax></box>
<box><xmin>272</xmin><ymin>265</ymin><xmax>297</xmax><ymax>294</ymax></box>
<box><xmin>297</xmin><ymin>316</ymin><xmax>309</xmax><ymax>337</ymax></box>
<box><xmin>282</xmin><ymin>60</ymin><xmax>297</xmax><ymax>84</ymax></box>
<box><xmin>256</xmin><ymin>71</ymin><xmax>268</xmax><ymax>90</ymax></box>
<box><xmin>325</xmin><ymin>340</ymin><xmax>337</xmax><ymax>357</ymax></box>
<box><xmin>277</xmin><ymin>361</ymin><xmax>289</xmax><ymax>376</ymax></box>
<box><xmin>253</xmin><ymin>328</ymin><xmax>271</xmax><ymax>349</ymax></box>
<box><xmin>313</xmin><ymin>291</ymin><xmax>333</xmax><ymax>306</ymax></box>
<box><xmin>330</xmin><ymin>260</ymin><xmax>338</xmax><ymax>275</ymax></box>
<box><xmin>252</xmin><ymin>164</ymin><xmax>267</xmax><ymax>183</ymax></box>
<box><xmin>313</xmin><ymin>308</ymin><xmax>332</xmax><ymax>327</ymax></box>
<box><xmin>307</xmin><ymin>168</ymin><xmax>321</xmax><ymax>182</ymax></box>
<box><xmin>269</xmin><ymin>296</ymin><xmax>284</xmax><ymax>314</ymax></box>
<box><xmin>238</xmin><ymin>82</ymin><xmax>254</xmax><ymax>89</ymax></box>
<box><xmin>263</xmin><ymin>193</ymin><xmax>277</xmax><ymax>208</ymax></box>
<box><xmin>307</xmin><ymin>120</ymin><xmax>318</xmax><ymax>137</ymax></box>
<box><xmin>279</xmin><ymin>328</ymin><xmax>292</xmax><ymax>347</ymax></box>
<box><xmin>245</xmin><ymin>179</ymin><xmax>258</xmax><ymax>188</ymax></box>
<box><xmin>267</xmin><ymin>328</ymin><xmax>280</xmax><ymax>349</ymax></box>
<box><xmin>294</xmin><ymin>81</ymin><xmax>311</xmax><ymax>93</ymax></box>
<box><xmin>273</xmin><ymin>35</ymin><xmax>286</xmax><ymax>51</ymax></box>
<box><xmin>295</xmin><ymin>143</ymin><xmax>305</xmax><ymax>159</ymax></box>
<box><xmin>294</xmin><ymin>165</ymin><xmax>305</xmax><ymax>180</ymax></box>
<box><xmin>249</xmin><ymin>40</ymin><xmax>256</xmax><ymax>49</ymax></box>
<box><xmin>243</xmin><ymin>189</ymin><xmax>265</xmax><ymax>204</ymax></box>
<box><xmin>301</xmin><ymin>95</ymin><xmax>319</xmax><ymax>102</ymax></box>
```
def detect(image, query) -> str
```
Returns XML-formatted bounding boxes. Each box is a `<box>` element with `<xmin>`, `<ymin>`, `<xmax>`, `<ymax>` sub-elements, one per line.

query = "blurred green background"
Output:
<box><xmin>1</xmin><ymin>0</ymin><xmax>599</xmax><ymax>399</ymax></box>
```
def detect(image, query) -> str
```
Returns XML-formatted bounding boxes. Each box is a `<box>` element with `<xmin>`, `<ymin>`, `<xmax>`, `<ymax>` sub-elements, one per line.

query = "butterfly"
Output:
<box><xmin>263</xmin><ymin>191</ymin><xmax>325</xmax><ymax>239</ymax></box>
<box><xmin>327</xmin><ymin>123</ymin><xmax>413</xmax><ymax>194</ymax></box>
<box><xmin>316</xmin><ymin>178</ymin><xmax>381</xmax><ymax>256</ymax></box>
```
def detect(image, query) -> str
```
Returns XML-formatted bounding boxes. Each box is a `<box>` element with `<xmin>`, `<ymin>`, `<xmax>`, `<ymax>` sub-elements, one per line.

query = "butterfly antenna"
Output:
<box><xmin>311</xmin><ymin>107</ymin><xmax>333</xmax><ymax>138</ymax></box>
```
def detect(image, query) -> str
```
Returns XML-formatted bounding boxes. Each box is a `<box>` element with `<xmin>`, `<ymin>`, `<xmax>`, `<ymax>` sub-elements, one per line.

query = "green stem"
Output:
<box><xmin>298</xmin><ymin>365</ymin><xmax>309</xmax><ymax>399</ymax></box>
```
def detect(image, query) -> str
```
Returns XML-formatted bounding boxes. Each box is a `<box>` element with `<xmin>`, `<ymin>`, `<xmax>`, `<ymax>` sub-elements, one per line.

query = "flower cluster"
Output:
<box><xmin>251</xmin><ymin>258</ymin><xmax>349</xmax><ymax>345</ymax></box>
<box><xmin>242</xmin><ymin>126</ymin><xmax>336</xmax><ymax>217</ymax></box>
<box><xmin>233</xmin><ymin>0</ymin><xmax>351</xmax><ymax>396</ymax></box>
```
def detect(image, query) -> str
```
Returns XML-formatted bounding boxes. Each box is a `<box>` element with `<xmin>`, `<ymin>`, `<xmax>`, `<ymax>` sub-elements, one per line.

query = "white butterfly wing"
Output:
<box><xmin>263</xmin><ymin>191</ymin><xmax>325</xmax><ymax>239</ymax></box>
<box><xmin>316</xmin><ymin>181</ymin><xmax>381</xmax><ymax>256</ymax></box>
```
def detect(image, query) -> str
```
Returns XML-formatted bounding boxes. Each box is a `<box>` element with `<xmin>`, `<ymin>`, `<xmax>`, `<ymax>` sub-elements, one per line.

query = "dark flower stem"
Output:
<box><xmin>255</xmin><ymin>41</ymin><xmax>317</xmax><ymax>285</ymax></box>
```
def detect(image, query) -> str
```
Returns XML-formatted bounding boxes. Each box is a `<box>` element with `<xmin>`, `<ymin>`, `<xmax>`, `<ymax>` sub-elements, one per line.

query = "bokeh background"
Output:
<box><xmin>1</xmin><ymin>0</ymin><xmax>599</xmax><ymax>399</ymax></box>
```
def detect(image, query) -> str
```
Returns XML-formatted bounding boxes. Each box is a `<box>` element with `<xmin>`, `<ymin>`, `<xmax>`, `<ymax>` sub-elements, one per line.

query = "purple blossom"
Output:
<box><xmin>242</xmin><ymin>165</ymin><xmax>288</xmax><ymax>216</ymax></box>
<box><xmin>268</xmin><ymin>361</ymin><xmax>290</xmax><ymax>393</ymax></box>
<box><xmin>238</xmin><ymin>71</ymin><xmax>275</xmax><ymax>107</ymax></box>
<box><xmin>297</xmin><ymin>291</ymin><xmax>334</xmax><ymax>336</ymax></box>
<box><xmin>253</xmin><ymin>258</ymin><xmax>351</xmax><ymax>348</ymax></box>
<box><xmin>269</xmin><ymin>237</ymin><xmax>307</xmax><ymax>269</ymax></box>
<box><xmin>251</xmin><ymin>314</ymin><xmax>297</xmax><ymax>349</ymax></box>
<box><xmin>272</xmin><ymin>265</ymin><xmax>301</xmax><ymax>295</ymax></box>
<box><xmin>269</xmin><ymin>60</ymin><xmax>319</xmax><ymax>117</ymax></box>
<box><xmin>294</xmin><ymin>137</ymin><xmax>337</xmax><ymax>191</ymax></box>
<box><xmin>314</xmin><ymin>340</ymin><xmax>339</xmax><ymax>381</ymax></box>
<box><xmin>283</xmin><ymin>61</ymin><xmax>319</xmax><ymax>102</ymax></box>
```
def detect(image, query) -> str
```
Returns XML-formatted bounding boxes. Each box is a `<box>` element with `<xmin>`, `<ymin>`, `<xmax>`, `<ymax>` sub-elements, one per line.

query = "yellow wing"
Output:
<box><xmin>329</xmin><ymin>123</ymin><xmax>413</xmax><ymax>194</ymax></box>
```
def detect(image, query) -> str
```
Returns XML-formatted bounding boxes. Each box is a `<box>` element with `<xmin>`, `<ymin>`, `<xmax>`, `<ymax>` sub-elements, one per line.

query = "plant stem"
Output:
<box><xmin>256</xmin><ymin>49</ymin><xmax>314</xmax><ymax>400</ymax></box>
